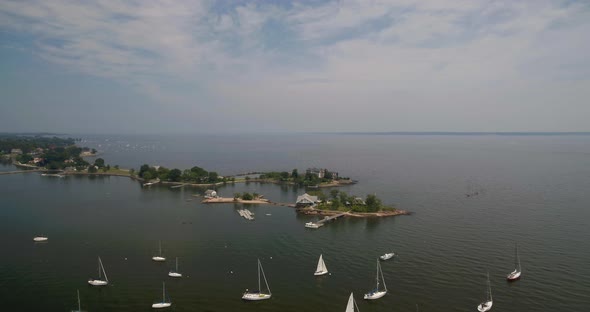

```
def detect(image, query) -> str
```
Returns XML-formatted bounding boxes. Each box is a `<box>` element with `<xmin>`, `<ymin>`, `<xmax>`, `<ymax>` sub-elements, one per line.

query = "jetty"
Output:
<box><xmin>238</xmin><ymin>209</ymin><xmax>255</xmax><ymax>221</ymax></box>
<box><xmin>305</xmin><ymin>213</ymin><xmax>346</xmax><ymax>229</ymax></box>
<box><xmin>0</xmin><ymin>169</ymin><xmax>46</xmax><ymax>175</ymax></box>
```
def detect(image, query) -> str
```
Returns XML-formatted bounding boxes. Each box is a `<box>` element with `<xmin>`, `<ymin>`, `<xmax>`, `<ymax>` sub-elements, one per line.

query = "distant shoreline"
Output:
<box><xmin>321</xmin><ymin>131</ymin><xmax>590</xmax><ymax>136</ymax></box>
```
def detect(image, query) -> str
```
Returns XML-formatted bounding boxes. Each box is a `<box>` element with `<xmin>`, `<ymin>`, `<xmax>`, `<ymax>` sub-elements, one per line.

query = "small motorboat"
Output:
<box><xmin>33</xmin><ymin>236</ymin><xmax>48</xmax><ymax>242</ymax></box>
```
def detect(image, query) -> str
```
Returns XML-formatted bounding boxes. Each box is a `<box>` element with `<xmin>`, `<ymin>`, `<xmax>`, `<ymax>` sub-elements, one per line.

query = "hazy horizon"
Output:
<box><xmin>1</xmin><ymin>1</ymin><xmax>589</xmax><ymax>133</ymax></box>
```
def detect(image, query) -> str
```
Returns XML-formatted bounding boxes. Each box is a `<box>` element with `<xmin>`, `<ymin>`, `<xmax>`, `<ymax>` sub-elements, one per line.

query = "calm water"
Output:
<box><xmin>1</xmin><ymin>134</ymin><xmax>589</xmax><ymax>311</ymax></box>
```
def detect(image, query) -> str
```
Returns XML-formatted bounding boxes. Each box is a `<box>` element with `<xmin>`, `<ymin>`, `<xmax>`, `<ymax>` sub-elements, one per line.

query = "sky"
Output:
<box><xmin>1</xmin><ymin>0</ymin><xmax>589</xmax><ymax>134</ymax></box>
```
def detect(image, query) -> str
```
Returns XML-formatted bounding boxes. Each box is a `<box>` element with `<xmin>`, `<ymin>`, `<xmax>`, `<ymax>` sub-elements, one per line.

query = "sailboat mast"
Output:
<box><xmin>77</xmin><ymin>289</ymin><xmax>81</xmax><ymax>311</ymax></box>
<box><xmin>257</xmin><ymin>259</ymin><xmax>261</xmax><ymax>292</ymax></box>
<box><xmin>516</xmin><ymin>243</ymin><xmax>521</xmax><ymax>271</ymax></box>
<box><xmin>159</xmin><ymin>240</ymin><xmax>162</xmax><ymax>256</ymax></box>
<box><xmin>98</xmin><ymin>257</ymin><xmax>102</xmax><ymax>279</ymax></box>
<box><xmin>162</xmin><ymin>282</ymin><xmax>165</xmax><ymax>302</ymax></box>
<box><xmin>176</xmin><ymin>257</ymin><xmax>178</xmax><ymax>271</ymax></box>
<box><xmin>487</xmin><ymin>272</ymin><xmax>492</xmax><ymax>301</ymax></box>
<box><xmin>375</xmin><ymin>260</ymin><xmax>380</xmax><ymax>290</ymax></box>
<box><xmin>379</xmin><ymin>261</ymin><xmax>387</xmax><ymax>291</ymax></box>
<box><xmin>101</xmin><ymin>258</ymin><xmax>108</xmax><ymax>282</ymax></box>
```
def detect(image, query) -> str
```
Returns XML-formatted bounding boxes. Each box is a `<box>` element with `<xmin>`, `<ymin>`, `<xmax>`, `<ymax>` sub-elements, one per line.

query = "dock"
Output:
<box><xmin>238</xmin><ymin>209</ymin><xmax>255</xmax><ymax>221</ymax></box>
<box><xmin>0</xmin><ymin>169</ymin><xmax>46</xmax><ymax>175</ymax></box>
<box><xmin>305</xmin><ymin>213</ymin><xmax>346</xmax><ymax>229</ymax></box>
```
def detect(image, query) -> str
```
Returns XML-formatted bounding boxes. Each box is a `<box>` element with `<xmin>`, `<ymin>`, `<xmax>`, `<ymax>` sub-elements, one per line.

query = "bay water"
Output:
<box><xmin>1</xmin><ymin>133</ymin><xmax>589</xmax><ymax>311</ymax></box>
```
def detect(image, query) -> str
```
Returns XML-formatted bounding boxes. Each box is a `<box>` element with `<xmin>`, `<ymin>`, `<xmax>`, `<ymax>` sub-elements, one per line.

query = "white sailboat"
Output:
<box><xmin>88</xmin><ymin>257</ymin><xmax>108</xmax><ymax>286</ymax></box>
<box><xmin>168</xmin><ymin>257</ymin><xmax>182</xmax><ymax>278</ymax></box>
<box><xmin>152</xmin><ymin>240</ymin><xmax>166</xmax><ymax>262</ymax></box>
<box><xmin>364</xmin><ymin>259</ymin><xmax>387</xmax><ymax>300</ymax></box>
<box><xmin>507</xmin><ymin>243</ymin><xmax>522</xmax><ymax>281</ymax></box>
<box><xmin>71</xmin><ymin>289</ymin><xmax>85</xmax><ymax>312</ymax></box>
<box><xmin>477</xmin><ymin>272</ymin><xmax>493</xmax><ymax>312</ymax></box>
<box><xmin>151</xmin><ymin>282</ymin><xmax>172</xmax><ymax>309</ymax></box>
<box><xmin>380</xmin><ymin>252</ymin><xmax>394</xmax><ymax>261</ymax></box>
<box><xmin>242</xmin><ymin>259</ymin><xmax>271</xmax><ymax>301</ymax></box>
<box><xmin>345</xmin><ymin>292</ymin><xmax>360</xmax><ymax>312</ymax></box>
<box><xmin>314</xmin><ymin>254</ymin><xmax>329</xmax><ymax>276</ymax></box>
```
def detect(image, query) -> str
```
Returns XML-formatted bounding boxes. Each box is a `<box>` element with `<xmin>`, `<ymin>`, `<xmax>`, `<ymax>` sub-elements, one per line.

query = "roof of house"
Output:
<box><xmin>296</xmin><ymin>193</ymin><xmax>318</xmax><ymax>204</ymax></box>
<box><xmin>205</xmin><ymin>189</ymin><xmax>216</xmax><ymax>195</ymax></box>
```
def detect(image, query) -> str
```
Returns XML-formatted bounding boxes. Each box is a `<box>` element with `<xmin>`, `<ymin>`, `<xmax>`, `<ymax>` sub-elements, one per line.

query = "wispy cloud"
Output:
<box><xmin>1</xmin><ymin>0</ymin><xmax>589</xmax><ymax>132</ymax></box>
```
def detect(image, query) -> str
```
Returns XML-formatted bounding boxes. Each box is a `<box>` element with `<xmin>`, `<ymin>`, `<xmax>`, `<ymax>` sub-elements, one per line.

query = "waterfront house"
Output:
<box><xmin>10</xmin><ymin>148</ymin><xmax>23</xmax><ymax>155</ymax></box>
<box><xmin>296</xmin><ymin>193</ymin><xmax>319</xmax><ymax>207</ymax></box>
<box><xmin>305</xmin><ymin>168</ymin><xmax>339</xmax><ymax>180</ymax></box>
<box><xmin>204</xmin><ymin>189</ymin><xmax>218</xmax><ymax>198</ymax></box>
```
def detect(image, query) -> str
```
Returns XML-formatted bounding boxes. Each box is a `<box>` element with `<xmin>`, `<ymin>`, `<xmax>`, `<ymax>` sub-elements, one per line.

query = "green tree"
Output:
<box><xmin>88</xmin><ymin>165</ymin><xmax>97</xmax><ymax>173</ymax></box>
<box><xmin>17</xmin><ymin>154</ymin><xmax>33</xmax><ymax>164</ymax></box>
<box><xmin>331</xmin><ymin>198</ymin><xmax>340</xmax><ymax>210</ymax></box>
<box><xmin>168</xmin><ymin>169</ymin><xmax>182</xmax><ymax>182</ymax></box>
<box><xmin>233</xmin><ymin>193</ymin><xmax>241</xmax><ymax>200</ymax></box>
<box><xmin>139</xmin><ymin>164</ymin><xmax>150</xmax><ymax>177</ymax></box>
<box><xmin>94</xmin><ymin>158</ymin><xmax>105</xmax><ymax>168</ymax></box>
<box><xmin>280</xmin><ymin>171</ymin><xmax>290</xmax><ymax>180</ymax></box>
<box><xmin>242</xmin><ymin>192</ymin><xmax>253</xmax><ymax>200</ymax></box>
<box><xmin>143</xmin><ymin>171</ymin><xmax>153</xmax><ymax>181</ymax></box>
<box><xmin>365</xmin><ymin>194</ymin><xmax>382</xmax><ymax>212</ymax></box>
<box><xmin>330</xmin><ymin>189</ymin><xmax>339</xmax><ymax>199</ymax></box>
<box><xmin>291</xmin><ymin>169</ymin><xmax>298</xmax><ymax>178</ymax></box>
<box><xmin>91</xmin><ymin>148</ymin><xmax>97</xmax><ymax>154</ymax></box>
<box><xmin>208</xmin><ymin>171</ymin><xmax>219</xmax><ymax>183</ymax></box>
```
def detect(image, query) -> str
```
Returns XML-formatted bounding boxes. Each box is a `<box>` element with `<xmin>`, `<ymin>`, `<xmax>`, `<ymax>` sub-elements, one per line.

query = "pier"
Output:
<box><xmin>0</xmin><ymin>169</ymin><xmax>46</xmax><ymax>175</ymax></box>
<box><xmin>238</xmin><ymin>209</ymin><xmax>255</xmax><ymax>221</ymax></box>
<box><xmin>305</xmin><ymin>213</ymin><xmax>346</xmax><ymax>229</ymax></box>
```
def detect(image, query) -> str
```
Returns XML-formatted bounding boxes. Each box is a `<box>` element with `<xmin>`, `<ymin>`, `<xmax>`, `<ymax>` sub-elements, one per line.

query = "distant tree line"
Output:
<box><xmin>0</xmin><ymin>136</ymin><xmax>76</xmax><ymax>154</ymax></box>
<box><xmin>137</xmin><ymin>164</ymin><xmax>228</xmax><ymax>184</ymax></box>
<box><xmin>310</xmin><ymin>189</ymin><xmax>393</xmax><ymax>213</ymax></box>
<box><xmin>233</xmin><ymin>192</ymin><xmax>260</xmax><ymax>201</ymax></box>
<box><xmin>258</xmin><ymin>168</ymin><xmax>340</xmax><ymax>186</ymax></box>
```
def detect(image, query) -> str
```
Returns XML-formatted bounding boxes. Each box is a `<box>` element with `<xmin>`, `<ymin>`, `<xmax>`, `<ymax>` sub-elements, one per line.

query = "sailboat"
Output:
<box><xmin>88</xmin><ymin>257</ymin><xmax>108</xmax><ymax>286</ymax></box>
<box><xmin>477</xmin><ymin>272</ymin><xmax>493</xmax><ymax>312</ymax></box>
<box><xmin>507</xmin><ymin>243</ymin><xmax>522</xmax><ymax>281</ymax></box>
<box><xmin>242</xmin><ymin>259</ymin><xmax>271</xmax><ymax>301</ymax></box>
<box><xmin>71</xmin><ymin>289</ymin><xmax>84</xmax><ymax>312</ymax></box>
<box><xmin>168</xmin><ymin>257</ymin><xmax>182</xmax><ymax>278</ymax></box>
<box><xmin>151</xmin><ymin>282</ymin><xmax>172</xmax><ymax>309</ymax></box>
<box><xmin>345</xmin><ymin>292</ymin><xmax>360</xmax><ymax>312</ymax></box>
<box><xmin>152</xmin><ymin>240</ymin><xmax>166</xmax><ymax>262</ymax></box>
<box><xmin>364</xmin><ymin>259</ymin><xmax>387</xmax><ymax>299</ymax></box>
<box><xmin>314</xmin><ymin>254</ymin><xmax>328</xmax><ymax>276</ymax></box>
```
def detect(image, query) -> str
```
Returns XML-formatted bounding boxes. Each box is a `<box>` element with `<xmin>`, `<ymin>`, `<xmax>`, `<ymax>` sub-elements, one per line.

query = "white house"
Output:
<box><xmin>204</xmin><ymin>189</ymin><xmax>218</xmax><ymax>198</ymax></box>
<box><xmin>296</xmin><ymin>193</ymin><xmax>319</xmax><ymax>207</ymax></box>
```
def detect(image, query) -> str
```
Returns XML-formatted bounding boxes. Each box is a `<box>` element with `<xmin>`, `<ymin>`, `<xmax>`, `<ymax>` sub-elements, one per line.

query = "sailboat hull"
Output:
<box><xmin>33</xmin><ymin>237</ymin><xmax>48</xmax><ymax>242</ymax></box>
<box><xmin>88</xmin><ymin>279</ymin><xmax>108</xmax><ymax>286</ymax></box>
<box><xmin>151</xmin><ymin>302</ymin><xmax>171</xmax><ymax>309</ymax></box>
<box><xmin>168</xmin><ymin>272</ymin><xmax>182</xmax><ymax>278</ymax></box>
<box><xmin>314</xmin><ymin>270</ymin><xmax>328</xmax><ymax>276</ymax></box>
<box><xmin>507</xmin><ymin>270</ymin><xmax>521</xmax><ymax>280</ymax></box>
<box><xmin>380</xmin><ymin>253</ymin><xmax>394</xmax><ymax>261</ymax></box>
<box><xmin>364</xmin><ymin>290</ymin><xmax>386</xmax><ymax>300</ymax></box>
<box><xmin>477</xmin><ymin>300</ymin><xmax>493</xmax><ymax>312</ymax></box>
<box><xmin>242</xmin><ymin>293</ymin><xmax>271</xmax><ymax>301</ymax></box>
<box><xmin>152</xmin><ymin>256</ymin><xmax>166</xmax><ymax>262</ymax></box>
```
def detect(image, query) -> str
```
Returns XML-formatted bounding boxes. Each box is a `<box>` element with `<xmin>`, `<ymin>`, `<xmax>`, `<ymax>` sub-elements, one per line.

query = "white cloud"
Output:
<box><xmin>1</xmin><ymin>0</ymin><xmax>589</xmax><ymax>132</ymax></box>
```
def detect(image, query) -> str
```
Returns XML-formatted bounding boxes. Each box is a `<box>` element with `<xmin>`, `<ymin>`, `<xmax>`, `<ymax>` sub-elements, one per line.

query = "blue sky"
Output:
<box><xmin>1</xmin><ymin>0</ymin><xmax>589</xmax><ymax>134</ymax></box>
